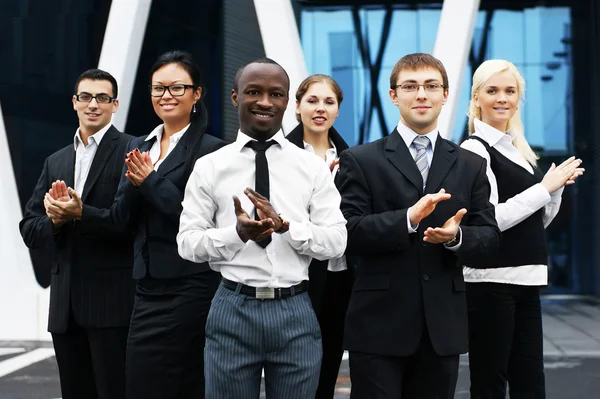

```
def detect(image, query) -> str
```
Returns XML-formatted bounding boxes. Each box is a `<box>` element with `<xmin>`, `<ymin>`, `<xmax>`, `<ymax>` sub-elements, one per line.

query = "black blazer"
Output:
<box><xmin>81</xmin><ymin>120</ymin><xmax>225</xmax><ymax>279</ymax></box>
<box><xmin>286</xmin><ymin>123</ymin><xmax>350</xmax><ymax>311</ymax></box>
<box><xmin>336</xmin><ymin>129</ymin><xmax>500</xmax><ymax>357</ymax></box>
<box><xmin>19</xmin><ymin>126</ymin><xmax>136</xmax><ymax>333</ymax></box>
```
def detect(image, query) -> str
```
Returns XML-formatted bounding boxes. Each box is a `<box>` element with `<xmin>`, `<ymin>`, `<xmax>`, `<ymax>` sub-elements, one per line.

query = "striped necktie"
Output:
<box><xmin>412</xmin><ymin>136</ymin><xmax>430</xmax><ymax>191</ymax></box>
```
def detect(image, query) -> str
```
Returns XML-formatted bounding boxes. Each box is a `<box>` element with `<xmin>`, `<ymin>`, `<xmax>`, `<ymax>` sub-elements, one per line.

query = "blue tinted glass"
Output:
<box><xmin>301</xmin><ymin>7</ymin><xmax>441</xmax><ymax>146</ymax></box>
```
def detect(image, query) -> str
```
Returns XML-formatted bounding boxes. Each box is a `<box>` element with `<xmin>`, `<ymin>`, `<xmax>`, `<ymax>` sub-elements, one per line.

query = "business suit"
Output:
<box><xmin>336</xmin><ymin>127</ymin><xmax>500</xmax><ymax>398</ymax></box>
<box><xmin>81</xmin><ymin>120</ymin><xmax>225</xmax><ymax>399</ymax></box>
<box><xmin>19</xmin><ymin>125</ymin><xmax>135</xmax><ymax>399</ymax></box>
<box><xmin>286</xmin><ymin>123</ymin><xmax>353</xmax><ymax>399</ymax></box>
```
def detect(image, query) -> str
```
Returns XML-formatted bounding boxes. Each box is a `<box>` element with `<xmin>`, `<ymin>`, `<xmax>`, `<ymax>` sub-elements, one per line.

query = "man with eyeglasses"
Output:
<box><xmin>336</xmin><ymin>53</ymin><xmax>500</xmax><ymax>398</ymax></box>
<box><xmin>19</xmin><ymin>69</ymin><xmax>135</xmax><ymax>399</ymax></box>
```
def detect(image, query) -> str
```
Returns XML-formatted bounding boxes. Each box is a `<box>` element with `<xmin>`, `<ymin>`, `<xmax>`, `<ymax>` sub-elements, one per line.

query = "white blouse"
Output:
<box><xmin>460</xmin><ymin>119</ymin><xmax>563</xmax><ymax>286</ymax></box>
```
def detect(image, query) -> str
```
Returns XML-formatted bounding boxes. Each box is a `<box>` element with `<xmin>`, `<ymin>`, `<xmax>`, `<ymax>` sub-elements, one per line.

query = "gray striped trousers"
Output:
<box><xmin>205</xmin><ymin>284</ymin><xmax>322</xmax><ymax>398</ymax></box>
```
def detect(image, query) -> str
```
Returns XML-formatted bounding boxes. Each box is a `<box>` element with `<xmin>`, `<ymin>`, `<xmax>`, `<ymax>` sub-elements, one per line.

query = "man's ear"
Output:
<box><xmin>388</xmin><ymin>89</ymin><xmax>399</xmax><ymax>106</ymax></box>
<box><xmin>231</xmin><ymin>89</ymin><xmax>238</xmax><ymax>107</ymax></box>
<box><xmin>72</xmin><ymin>95</ymin><xmax>77</xmax><ymax>111</ymax></box>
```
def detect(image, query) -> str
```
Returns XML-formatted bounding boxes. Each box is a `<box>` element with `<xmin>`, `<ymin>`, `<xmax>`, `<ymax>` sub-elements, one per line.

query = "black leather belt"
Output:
<box><xmin>221</xmin><ymin>278</ymin><xmax>308</xmax><ymax>300</ymax></box>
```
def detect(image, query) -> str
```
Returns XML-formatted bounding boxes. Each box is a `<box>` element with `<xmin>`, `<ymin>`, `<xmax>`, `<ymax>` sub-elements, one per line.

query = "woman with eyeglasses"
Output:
<box><xmin>460</xmin><ymin>59</ymin><xmax>583</xmax><ymax>398</ymax></box>
<box><xmin>286</xmin><ymin>74</ymin><xmax>352</xmax><ymax>399</ymax></box>
<box><xmin>60</xmin><ymin>50</ymin><xmax>225</xmax><ymax>398</ymax></box>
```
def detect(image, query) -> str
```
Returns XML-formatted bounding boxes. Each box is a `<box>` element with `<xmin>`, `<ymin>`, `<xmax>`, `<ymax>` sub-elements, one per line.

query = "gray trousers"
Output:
<box><xmin>205</xmin><ymin>284</ymin><xmax>322</xmax><ymax>399</ymax></box>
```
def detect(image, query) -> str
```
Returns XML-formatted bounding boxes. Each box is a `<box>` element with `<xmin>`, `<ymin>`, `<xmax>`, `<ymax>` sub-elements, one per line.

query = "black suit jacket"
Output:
<box><xmin>286</xmin><ymin>123</ymin><xmax>350</xmax><ymax>310</ymax></box>
<box><xmin>81</xmin><ymin>120</ymin><xmax>225</xmax><ymax>279</ymax></box>
<box><xmin>19</xmin><ymin>126</ymin><xmax>136</xmax><ymax>333</ymax></box>
<box><xmin>336</xmin><ymin>129</ymin><xmax>500</xmax><ymax>357</ymax></box>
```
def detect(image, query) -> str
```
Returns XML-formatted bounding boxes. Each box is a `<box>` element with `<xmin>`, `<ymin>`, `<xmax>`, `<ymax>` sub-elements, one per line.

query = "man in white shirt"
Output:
<box><xmin>19</xmin><ymin>69</ymin><xmax>135</xmax><ymax>399</ymax></box>
<box><xmin>177</xmin><ymin>58</ymin><xmax>347</xmax><ymax>398</ymax></box>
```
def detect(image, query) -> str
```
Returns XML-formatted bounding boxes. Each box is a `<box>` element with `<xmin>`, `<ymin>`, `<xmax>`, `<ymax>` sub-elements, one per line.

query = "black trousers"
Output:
<box><xmin>466</xmin><ymin>282</ymin><xmax>546</xmax><ymax>399</ymax></box>
<box><xmin>126</xmin><ymin>270</ymin><xmax>220</xmax><ymax>399</ymax></box>
<box><xmin>52</xmin><ymin>311</ymin><xmax>128</xmax><ymax>399</ymax></box>
<box><xmin>348</xmin><ymin>329</ymin><xmax>459</xmax><ymax>399</ymax></box>
<box><xmin>308</xmin><ymin>267</ymin><xmax>353</xmax><ymax>399</ymax></box>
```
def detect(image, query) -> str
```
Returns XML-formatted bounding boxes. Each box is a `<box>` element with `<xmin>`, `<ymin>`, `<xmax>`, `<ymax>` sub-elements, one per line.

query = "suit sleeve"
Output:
<box><xmin>136</xmin><ymin>139</ymin><xmax>224</xmax><ymax>225</ymax></box>
<box><xmin>457</xmin><ymin>157</ymin><xmax>501</xmax><ymax>263</ymax></box>
<box><xmin>336</xmin><ymin>150</ymin><xmax>413</xmax><ymax>255</ymax></box>
<box><xmin>79</xmin><ymin>139</ymin><xmax>139</xmax><ymax>234</ymax></box>
<box><xmin>19</xmin><ymin>158</ymin><xmax>59</xmax><ymax>249</ymax></box>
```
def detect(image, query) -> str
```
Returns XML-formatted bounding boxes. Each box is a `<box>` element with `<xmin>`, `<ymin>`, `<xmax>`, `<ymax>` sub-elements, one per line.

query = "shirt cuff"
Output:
<box><xmin>209</xmin><ymin>224</ymin><xmax>247</xmax><ymax>252</ymax></box>
<box><xmin>444</xmin><ymin>227</ymin><xmax>462</xmax><ymax>252</ymax></box>
<box><xmin>285</xmin><ymin>220</ymin><xmax>311</xmax><ymax>242</ymax></box>
<box><xmin>406</xmin><ymin>207</ymin><xmax>418</xmax><ymax>233</ymax></box>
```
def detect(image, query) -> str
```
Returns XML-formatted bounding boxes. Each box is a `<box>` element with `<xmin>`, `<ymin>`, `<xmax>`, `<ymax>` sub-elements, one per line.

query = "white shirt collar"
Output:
<box><xmin>234</xmin><ymin>129</ymin><xmax>288</xmax><ymax>152</ymax></box>
<box><xmin>396</xmin><ymin>120</ymin><xmax>438</xmax><ymax>150</ymax></box>
<box><xmin>473</xmin><ymin>119</ymin><xmax>512</xmax><ymax>147</ymax></box>
<box><xmin>73</xmin><ymin>123</ymin><xmax>112</xmax><ymax>150</ymax></box>
<box><xmin>302</xmin><ymin>138</ymin><xmax>337</xmax><ymax>156</ymax></box>
<box><xmin>145</xmin><ymin>123</ymin><xmax>191</xmax><ymax>144</ymax></box>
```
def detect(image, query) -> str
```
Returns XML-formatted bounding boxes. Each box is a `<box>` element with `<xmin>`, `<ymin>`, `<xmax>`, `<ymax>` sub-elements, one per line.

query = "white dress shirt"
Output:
<box><xmin>460</xmin><ymin>119</ymin><xmax>563</xmax><ymax>285</ymax></box>
<box><xmin>177</xmin><ymin>130</ymin><xmax>347</xmax><ymax>288</ymax></box>
<box><xmin>303</xmin><ymin>139</ymin><xmax>347</xmax><ymax>272</ymax></box>
<box><xmin>73</xmin><ymin>124</ymin><xmax>111</xmax><ymax>195</ymax></box>
<box><xmin>145</xmin><ymin>123</ymin><xmax>190</xmax><ymax>170</ymax></box>
<box><xmin>396</xmin><ymin>121</ymin><xmax>462</xmax><ymax>250</ymax></box>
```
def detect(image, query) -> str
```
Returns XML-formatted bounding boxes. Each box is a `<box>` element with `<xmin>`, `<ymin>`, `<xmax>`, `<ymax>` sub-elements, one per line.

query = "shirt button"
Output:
<box><xmin>421</xmin><ymin>241</ymin><xmax>427</xmax><ymax>247</ymax></box>
<box><xmin>423</xmin><ymin>274</ymin><xmax>429</xmax><ymax>281</ymax></box>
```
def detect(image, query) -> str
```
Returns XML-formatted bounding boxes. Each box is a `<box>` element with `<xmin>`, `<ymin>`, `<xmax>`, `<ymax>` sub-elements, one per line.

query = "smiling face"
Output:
<box><xmin>475</xmin><ymin>70</ymin><xmax>519</xmax><ymax>132</ymax></box>
<box><xmin>296</xmin><ymin>81</ymin><xmax>340</xmax><ymax>136</ymax></box>
<box><xmin>388</xmin><ymin>66</ymin><xmax>448</xmax><ymax>135</ymax></box>
<box><xmin>150</xmin><ymin>63</ymin><xmax>201</xmax><ymax>124</ymax></box>
<box><xmin>72</xmin><ymin>79</ymin><xmax>118</xmax><ymax>135</ymax></box>
<box><xmin>231</xmin><ymin>62</ymin><xmax>289</xmax><ymax>141</ymax></box>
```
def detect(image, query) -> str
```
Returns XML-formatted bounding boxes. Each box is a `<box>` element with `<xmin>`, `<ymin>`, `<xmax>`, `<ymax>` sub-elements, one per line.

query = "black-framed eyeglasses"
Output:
<box><xmin>393</xmin><ymin>83</ymin><xmax>445</xmax><ymax>93</ymax></box>
<box><xmin>149</xmin><ymin>84</ymin><xmax>195</xmax><ymax>97</ymax></box>
<box><xmin>75</xmin><ymin>93</ymin><xmax>115</xmax><ymax>104</ymax></box>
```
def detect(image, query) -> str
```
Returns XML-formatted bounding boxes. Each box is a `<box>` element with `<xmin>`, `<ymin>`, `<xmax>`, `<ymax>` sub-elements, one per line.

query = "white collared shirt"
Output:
<box><xmin>73</xmin><ymin>124</ymin><xmax>111</xmax><ymax>195</ymax></box>
<box><xmin>303</xmin><ymin>139</ymin><xmax>347</xmax><ymax>272</ymax></box>
<box><xmin>460</xmin><ymin>119</ymin><xmax>563</xmax><ymax>286</ymax></box>
<box><xmin>145</xmin><ymin>123</ymin><xmax>191</xmax><ymax>170</ymax></box>
<box><xmin>177</xmin><ymin>130</ymin><xmax>347</xmax><ymax>287</ymax></box>
<box><xmin>396</xmin><ymin>122</ymin><xmax>462</xmax><ymax>250</ymax></box>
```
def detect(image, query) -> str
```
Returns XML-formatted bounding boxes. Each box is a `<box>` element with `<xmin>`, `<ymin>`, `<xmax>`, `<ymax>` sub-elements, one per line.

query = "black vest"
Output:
<box><xmin>467</xmin><ymin>136</ymin><xmax>547</xmax><ymax>268</ymax></box>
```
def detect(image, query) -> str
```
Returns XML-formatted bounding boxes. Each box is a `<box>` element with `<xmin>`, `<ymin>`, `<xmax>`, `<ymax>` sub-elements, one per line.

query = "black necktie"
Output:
<box><xmin>245</xmin><ymin>140</ymin><xmax>277</xmax><ymax>248</ymax></box>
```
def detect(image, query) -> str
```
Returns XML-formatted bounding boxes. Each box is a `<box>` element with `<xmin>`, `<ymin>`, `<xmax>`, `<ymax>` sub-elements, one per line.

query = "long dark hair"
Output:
<box><xmin>149</xmin><ymin>50</ymin><xmax>208</xmax><ymax>132</ymax></box>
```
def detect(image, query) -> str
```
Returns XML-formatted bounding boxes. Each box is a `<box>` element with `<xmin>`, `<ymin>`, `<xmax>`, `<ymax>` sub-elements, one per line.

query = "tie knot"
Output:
<box><xmin>412</xmin><ymin>135</ymin><xmax>430</xmax><ymax>150</ymax></box>
<box><xmin>246</xmin><ymin>140</ymin><xmax>277</xmax><ymax>152</ymax></box>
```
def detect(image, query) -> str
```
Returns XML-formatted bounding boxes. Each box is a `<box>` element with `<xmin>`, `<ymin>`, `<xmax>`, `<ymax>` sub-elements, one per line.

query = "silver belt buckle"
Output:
<box><xmin>255</xmin><ymin>287</ymin><xmax>275</xmax><ymax>300</ymax></box>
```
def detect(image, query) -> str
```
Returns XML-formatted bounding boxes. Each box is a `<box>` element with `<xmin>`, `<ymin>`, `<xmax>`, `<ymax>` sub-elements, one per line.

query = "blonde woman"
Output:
<box><xmin>461</xmin><ymin>59</ymin><xmax>584</xmax><ymax>398</ymax></box>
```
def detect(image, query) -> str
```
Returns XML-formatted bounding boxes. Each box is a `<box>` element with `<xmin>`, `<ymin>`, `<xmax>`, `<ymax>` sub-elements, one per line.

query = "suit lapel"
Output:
<box><xmin>384</xmin><ymin>128</ymin><xmax>423</xmax><ymax>192</ymax></box>
<box><xmin>155</xmin><ymin>121</ymin><xmax>198</xmax><ymax>176</ymax></box>
<box><xmin>329</xmin><ymin>126</ymin><xmax>349</xmax><ymax>153</ymax></box>
<box><xmin>64</xmin><ymin>148</ymin><xmax>75</xmax><ymax>189</ymax></box>
<box><xmin>285</xmin><ymin>123</ymin><xmax>305</xmax><ymax>149</ymax></box>
<box><xmin>81</xmin><ymin>126</ymin><xmax>119</xmax><ymax>202</ymax></box>
<box><xmin>425</xmin><ymin>135</ymin><xmax>457</xmax><ymax>194</ymax></box>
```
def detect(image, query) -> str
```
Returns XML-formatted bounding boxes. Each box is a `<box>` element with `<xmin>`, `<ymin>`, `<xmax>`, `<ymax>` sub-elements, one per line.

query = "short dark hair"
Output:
<box><xmin>389</xmin><ymin>53</ymin><xmax>449</xmax><ymax>90</ymax></box>
<box><xmin>73</xmin><ymin>69</ymin><xmax>118</xmax><ymax>98</ymax></box>
<box><xmin>233</xmin><ymin>58</ymin><xmax>290</xmax><ymax>92</ymax></box>
<box><xmin>149</xmin><ymin>50</ymin><xmax>207</xmax><ymax>125</ymax></box>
